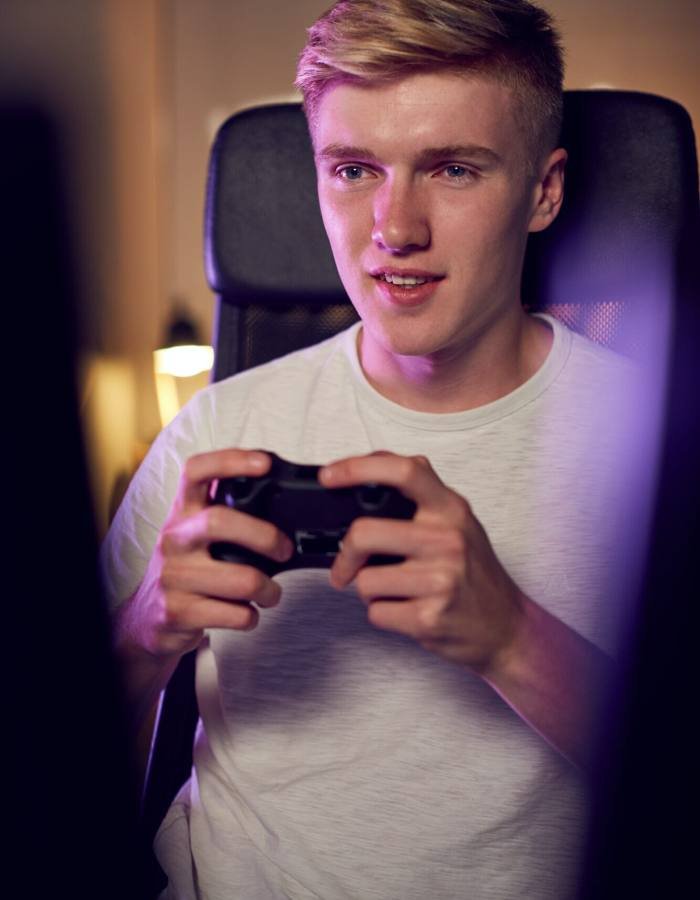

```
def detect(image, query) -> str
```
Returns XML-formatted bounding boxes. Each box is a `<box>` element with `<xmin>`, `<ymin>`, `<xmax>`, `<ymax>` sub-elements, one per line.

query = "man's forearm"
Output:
<box><xmin>113</xmin><ymin>594</ymin><xmax>183</xmax><ymax>736</ymax></box>
<box><xmin>481</xmin><ymin>592</ymin><xmax>616</xmax><ymax>773</ymax></box>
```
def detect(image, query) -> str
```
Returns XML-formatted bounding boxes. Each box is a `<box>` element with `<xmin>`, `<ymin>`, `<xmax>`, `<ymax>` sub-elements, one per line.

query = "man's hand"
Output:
<box><xmin>114</xmin><ymin>449</ymin><xmax>293</xmax><ymax>728</ymax></box>
<box><xmin>119</xmin><ymin>449</ymin><xmax>293</xmax><ymax>659</ymax></box>
<box><xmin>321</xmin><ymin>451</ymin><xmax>524</xmax><ymax>676</ymax></box>
<box><xmin>320</xmin><ymin>451</ymin><xmax>615</xmax><ymax>771</ymax></box>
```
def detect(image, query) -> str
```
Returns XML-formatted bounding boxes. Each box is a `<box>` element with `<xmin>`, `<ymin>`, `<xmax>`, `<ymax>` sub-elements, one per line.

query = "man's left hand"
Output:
<box><xmin>320</xmin><ymin>451</ymin><xmax>524</xmax><ymax>678</ymax></box>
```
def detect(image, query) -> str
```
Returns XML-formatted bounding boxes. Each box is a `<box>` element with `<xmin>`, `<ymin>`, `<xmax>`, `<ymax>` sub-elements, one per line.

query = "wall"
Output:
<box><xmin>167</xmin><ymin>0</ymin><xmax>330</xmax><ymax>339</ymax></box>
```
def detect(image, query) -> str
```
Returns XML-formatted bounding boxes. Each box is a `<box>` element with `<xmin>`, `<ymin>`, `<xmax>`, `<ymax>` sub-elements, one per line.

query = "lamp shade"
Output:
<box><xmin>154</xmin><ymin>310</ymin><xmax>213</xmax><ymax>377</ymax></box>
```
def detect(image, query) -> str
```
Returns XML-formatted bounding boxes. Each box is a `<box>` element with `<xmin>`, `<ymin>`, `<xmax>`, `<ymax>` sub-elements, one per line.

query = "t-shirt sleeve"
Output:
<box><xmin>99</xmin><ymin>389</ymin><xmax>216</xmax><ymax>611</ymax></box>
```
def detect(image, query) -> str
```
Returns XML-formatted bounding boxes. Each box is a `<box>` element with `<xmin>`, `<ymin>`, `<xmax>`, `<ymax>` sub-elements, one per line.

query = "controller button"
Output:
<box><xmin>357</xmin><ymin>484</ymin><xmax>389</xmax><ymax>511</ymax></box>
<box><xmin>223</xmin><ymin>477</ymin><xmax>255</xmax><ymax>505</ymax></box>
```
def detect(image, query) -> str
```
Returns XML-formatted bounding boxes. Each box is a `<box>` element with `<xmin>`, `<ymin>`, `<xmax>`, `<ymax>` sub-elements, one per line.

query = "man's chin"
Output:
<box><xmin>358</xmin><ymin>317</ymin><xmax>449</xmax><ymax>362</ymax></box>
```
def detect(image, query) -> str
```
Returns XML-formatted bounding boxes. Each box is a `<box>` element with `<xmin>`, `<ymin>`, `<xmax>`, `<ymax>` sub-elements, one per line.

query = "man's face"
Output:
<box><xmin>313</xmin><ymin>71</ymin><xmax>559</xmax><ymax>363</ymax></box>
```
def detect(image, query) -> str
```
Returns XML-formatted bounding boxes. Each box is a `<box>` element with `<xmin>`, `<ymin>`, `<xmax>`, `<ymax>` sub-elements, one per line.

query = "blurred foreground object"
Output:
<box><xmin>2</xmin><ymin>101</ymin><xmax>147</xmax><ymax>898</ymax></box>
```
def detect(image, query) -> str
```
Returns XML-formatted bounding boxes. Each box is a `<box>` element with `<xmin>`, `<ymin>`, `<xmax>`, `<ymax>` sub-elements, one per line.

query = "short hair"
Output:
<box><xmin>296</xmin><ymin>0</ymin><xmax>564</xmax><ymax>168</ymax></box>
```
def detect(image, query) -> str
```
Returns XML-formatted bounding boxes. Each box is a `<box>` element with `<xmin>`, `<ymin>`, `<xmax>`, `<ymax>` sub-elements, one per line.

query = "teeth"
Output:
<box><xmin>382</xmin><ymin>274</ymin><xmax>430</xmax><ymax>286</ymax></box>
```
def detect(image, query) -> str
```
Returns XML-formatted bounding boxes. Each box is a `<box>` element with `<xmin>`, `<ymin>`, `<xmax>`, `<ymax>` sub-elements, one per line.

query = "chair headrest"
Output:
<box><xmin>205</xmin><ymin>104</ymin><xmax>346</xmax><ymax>305</ymax></box>
<box><xmin>205</xmin><ymin>91</ymin><xmax>698</xmax><ymax>345</ymax></box>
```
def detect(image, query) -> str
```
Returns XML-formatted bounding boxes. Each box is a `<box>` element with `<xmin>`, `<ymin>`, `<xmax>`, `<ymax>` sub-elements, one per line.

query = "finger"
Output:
<box><xmin>161</xmin><ymin>557</ymin><xmax>283</xmax><ymax>609</ymax></box>
<box><xmin>330</xmin><ymin>517</ymin><xmax>462</xmax><ymax>588</ymax></box>
<box><xmin>162</xmin><ymin>504</ymin><xmax>294</xmax><ymax>562</ymax></box>
<box><xmin>177</xmin><ymin>449</ymin><xmax>272</xmax><ymax>515</ymax></box>
<box><xmin>167</xmin><ymin>591</ymin><xmax>261</xmax><ymax>633</ymax></box>
<box><xmin>365</xmin><ymin>596</ymin><xmax>445</xmax><ymax>642</ymax></box>
<box><xmin>354</xmin><ymin>561</ymin><xmax>454</xmax><ymax>605</ymax></box>
<box><xmin>319</xmin><ymin>452</ymin><xmax>454</xmax><ymax>513</ymax></box>
<box><xmin>329</xmin><ymin>517</ymin><xmax>412</xmax><ymax>588</ymax></box>
<box><xmin>328</xmin><ymin>449</ymin><xmax>430</xmax><ymax>466</ymax></box>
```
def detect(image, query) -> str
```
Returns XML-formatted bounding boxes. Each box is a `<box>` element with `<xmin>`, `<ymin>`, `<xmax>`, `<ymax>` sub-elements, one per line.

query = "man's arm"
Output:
<box><xmin>479</xmin><ymin>590</ymin><xmax>615</xmax><ymax>772</ymax></box>
<box><xmin>111</xmin><ymin>449</ymin><xmax>293</xmax><ymax>735</ymax></box>
<box><xmin>321</xmin><ymin>451</ymin><xmax>617</xmax><ymax>773</ymax></box>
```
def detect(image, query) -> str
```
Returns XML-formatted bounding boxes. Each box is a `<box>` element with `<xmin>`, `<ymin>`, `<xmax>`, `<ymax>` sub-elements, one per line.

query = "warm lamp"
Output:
<box><xmin>153</xmin><ymin>308</ymin><xmax>213</xmax><ymax>426</ymax></box>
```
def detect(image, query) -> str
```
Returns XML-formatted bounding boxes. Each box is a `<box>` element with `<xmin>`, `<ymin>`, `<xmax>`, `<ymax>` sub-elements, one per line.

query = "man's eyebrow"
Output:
<box><xmin>415</xmin><ymin>145</ymin><xmax>502</xmax><ymax>167</ymax></box>
<box><xmin>314</xmin><ymin>143</ymin><xmax>502</xmax><ymax>166</ymax></box>
<box><xmin>315</xmin><ymin>144</ymin><xmax>379</xmax><ymax>162</ymax></box>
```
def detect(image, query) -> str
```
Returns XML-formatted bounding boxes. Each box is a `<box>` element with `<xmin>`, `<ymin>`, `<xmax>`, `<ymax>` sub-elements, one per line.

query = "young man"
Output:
<box><xmin>105</xmin><ymin>1</ymin><xmax>651</xmax><ymax>897</ymax></box>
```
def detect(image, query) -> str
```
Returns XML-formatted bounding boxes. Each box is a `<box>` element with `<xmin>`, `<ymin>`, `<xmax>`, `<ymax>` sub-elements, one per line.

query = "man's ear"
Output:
<box><xmin>528</xmin><ymin>147</ymin><xmax>567</xmax><ymax>234</ymax></box>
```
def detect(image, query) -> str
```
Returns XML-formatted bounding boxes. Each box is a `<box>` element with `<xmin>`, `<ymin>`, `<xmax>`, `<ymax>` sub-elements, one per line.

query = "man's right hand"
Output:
<box><xmin>113</xmin><ymin>449</ymin><xmax>293</xmax><ymax>720</ymax></box>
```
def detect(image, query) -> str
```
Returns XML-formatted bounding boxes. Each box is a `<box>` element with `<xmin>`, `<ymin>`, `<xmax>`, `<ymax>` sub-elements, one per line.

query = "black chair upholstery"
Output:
<box><xmin>205</xmin><ymin>103</ymin><xmax>356</xmax><ymax>380</ymax></box>
<box><xmin>139</xmin><ymin>91</ymin><xmax>699</xmax><ymax>893</ymax></box>
<box><xmin>206</xmin><ymin>91</ymin><xmax>697</xmax><ymax>376</ymax></box>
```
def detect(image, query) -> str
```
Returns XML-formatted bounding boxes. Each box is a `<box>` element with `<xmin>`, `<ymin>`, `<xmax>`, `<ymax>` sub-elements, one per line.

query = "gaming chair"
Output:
<box><xmin>140</xmin><ymin>91</ymin><xmax>699</xmax><ymax>897</ymax></box>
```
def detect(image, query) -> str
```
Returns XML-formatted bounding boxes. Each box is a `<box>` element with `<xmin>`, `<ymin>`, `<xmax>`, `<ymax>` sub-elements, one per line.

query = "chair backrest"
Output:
<box><xmin>140</xmin><ymin>90</ymin><xmax>699</xmax><ymax>895</ymax></box>
<box><xmin>205</xmin><ymin>91</ymin><xmax>698</xmax><ymax>380</ymax></box>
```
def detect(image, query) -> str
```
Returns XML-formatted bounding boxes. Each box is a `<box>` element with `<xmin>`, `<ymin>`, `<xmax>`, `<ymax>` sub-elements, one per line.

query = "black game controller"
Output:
<box><xmin>209</xmin><ymin>453</ymin><xmax>417</xmax><ymax>576</ymax></box>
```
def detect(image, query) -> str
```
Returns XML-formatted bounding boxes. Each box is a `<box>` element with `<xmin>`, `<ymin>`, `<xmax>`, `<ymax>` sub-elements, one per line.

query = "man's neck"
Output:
<box><xmin>357</xmin><ymin>312</ymin><xmax>553</xmax><ymax>414</ymax></box>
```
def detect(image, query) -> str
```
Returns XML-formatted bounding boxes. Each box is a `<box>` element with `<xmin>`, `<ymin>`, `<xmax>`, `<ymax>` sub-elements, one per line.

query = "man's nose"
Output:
<box><xmin>371</xmin><ymin>178</ymin><xmax>430</xmax><ymax>253</ymax></box>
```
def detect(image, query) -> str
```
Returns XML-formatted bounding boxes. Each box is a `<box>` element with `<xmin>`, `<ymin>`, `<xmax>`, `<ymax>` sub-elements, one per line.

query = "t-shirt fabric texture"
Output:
<box><xmin>102</xmin><ymin>315</ymin><xmax>653</xmax><ymax>900</ymax></box>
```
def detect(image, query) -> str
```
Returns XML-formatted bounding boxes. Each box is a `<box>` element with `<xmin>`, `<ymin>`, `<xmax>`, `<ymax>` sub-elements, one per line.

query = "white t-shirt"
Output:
<box><xmin>103</xmin><ymin>315</ymin><xmax>656</xmax><ymax>900</ymax></box>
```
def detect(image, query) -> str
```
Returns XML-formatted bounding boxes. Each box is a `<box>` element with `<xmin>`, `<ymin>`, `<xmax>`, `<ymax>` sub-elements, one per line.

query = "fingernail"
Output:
<box><xmin>249</xmin><ymin>452</ymin><xmax>268</xmax><ymax>470</ymax></box>
<box><xmin>319</xmin><ymin>466</ymin><xmax>334</xmax><ymax>484</ymax></box>
<box><xmin>279</xmin><ymin>538</ymin><xmax>294</xmax><ymax>561</ymax></box>
<box><xmin>329</xmin><ymin>567</ymin><xmax>347</xmax><ymax>590</ymax></box>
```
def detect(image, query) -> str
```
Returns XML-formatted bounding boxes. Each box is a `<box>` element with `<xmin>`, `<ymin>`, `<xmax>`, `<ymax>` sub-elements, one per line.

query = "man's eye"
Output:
<box><xmin>337</xmin><ymin>165</ymin><xmax>367</xmax><ymax>181</ymax></box>
<box><xmin>442</xmin><ymin>164</ymin><xmax>473</xmax><ymax>181</ymax></box>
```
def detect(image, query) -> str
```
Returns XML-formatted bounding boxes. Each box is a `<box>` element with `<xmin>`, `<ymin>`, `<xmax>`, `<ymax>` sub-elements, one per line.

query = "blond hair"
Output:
<box><xmin>296</xmin><ymin>0</ymin><xmax>564</xmax><ymax>166</ymax></box>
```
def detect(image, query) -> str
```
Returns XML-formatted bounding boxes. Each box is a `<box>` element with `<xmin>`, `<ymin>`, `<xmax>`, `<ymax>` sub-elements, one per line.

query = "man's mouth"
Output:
<box><xmin>372</xmin><ymin>271</ymin><xmax>444</xmax><ymax>287</ymax></box>
<box><xmin>369</xmin><ymin>269</ymin><xmax>444</xmax><ymax>307</ymax></box>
